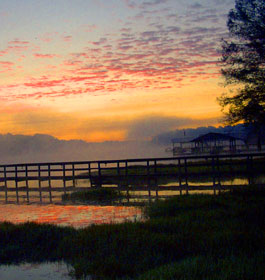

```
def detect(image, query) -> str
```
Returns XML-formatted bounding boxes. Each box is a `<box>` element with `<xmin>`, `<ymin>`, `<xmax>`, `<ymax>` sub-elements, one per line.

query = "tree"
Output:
<box><xmin>219</xmin><ymin>0</ymin><xmax>265</xmax><ymax>129</ymax></box>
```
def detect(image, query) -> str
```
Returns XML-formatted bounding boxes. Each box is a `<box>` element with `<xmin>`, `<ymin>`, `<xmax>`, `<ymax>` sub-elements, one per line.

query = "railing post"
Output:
<box><xmin>38</xmin><ymin>165</ymin><xmax>42</xmax><ymax>203</ymax></box>
<box><xmin>125</xmin><ymin>161</ymin><xmax>129</xmax><ymax>202</ymax></box>
<box><xmin>247</xmin><ymin>155</ymin><xmax>254</xmax><ymax>186</ymax></box>
<box><xmin>147</xmin><ymin>160</ymin><xmax>151</xmax><ymax>200</ymax></box>
<box><xmin>212</xmin><ymin>157</ymin><xmax>216</xmax><ymax>195</ymax></box>
<box><xmin>154</xmin><ymin>160</ymin><xmax>158</xmax><ymax>198</ymax></box>
<box><xmin>88</xmin><ymin>163</ymin><xmax>91</xmax><ymax>177</ymax></box>
<box><xmin>117</xmin><ymin>162</ymin><xmax>121</xmax><ymax>202</ymax></box>
<box><xmin>72</xmin><ymin>164</ymin><xmax>76</xmax><ymax>188</ymax></box>
<box><xmin>178</xmin><ymin>159</ymin><xmax>182</xmax><ymax>195</ymax></box>
<box><xmin>96</xmin><ymin>162</ymin><xmax>102</xmax><ymax>188</ymax></box>
<box><xmin>25</xmin><ymin>165</ymin><xmax>29</xmax><ymax>203</ymax></box>
<box><xmin>63</xmin><ymin>164</ymin><xmax>66</xmax><ymax>195</ymax></box>
<box><xmin>48</xmin><ymin>164</ymin><xmax>52</xmax><ymax>203</ymax></box>
<box><xmin>4</xmin><ymin>166</ymin><xmax>7</xmax><ymax>203</ymax></box>
<box><xmin>216</xmin><ymin>156</ymin><xmax>221</xmax><ymax>195</ymax></box>
<box><xmin>229</xmin><ymin>155</ymin><xmax>233</xmax><ymax>193</ymax></box>
<box><xmin>184</xmin><ymin>158</ymin><xmax>188</xmax><ymax>195</ymax></box>
<box><xmin>87</xmin><ymin>163</ymin><xmax>91</xmax><ymax>188</ymax></box>
<box><xmin>15</xmin><ymin>166</ymin><xmax>19</xmax><ymax>203</ymax></box>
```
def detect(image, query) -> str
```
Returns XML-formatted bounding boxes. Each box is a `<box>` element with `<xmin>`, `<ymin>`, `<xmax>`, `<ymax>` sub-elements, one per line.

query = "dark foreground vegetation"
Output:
<box><xmin>62</xmin><ymin>188</ymin><xmax>128</xmax><ymax>204</ymax></box>
<box><xmin>0</xmin><ymin>187</ymin><xmax>264</xmax><ymax>279</ymax></box>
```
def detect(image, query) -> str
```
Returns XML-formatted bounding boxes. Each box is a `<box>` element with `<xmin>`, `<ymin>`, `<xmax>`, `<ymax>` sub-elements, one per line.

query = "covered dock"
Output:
<box><xmin>172</xmin><ymin>132</ymin><xmax>245</xmax><ymax>156</ymax></box>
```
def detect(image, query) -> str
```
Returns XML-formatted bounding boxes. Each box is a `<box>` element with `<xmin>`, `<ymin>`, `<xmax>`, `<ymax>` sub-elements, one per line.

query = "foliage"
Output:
<box><xmin>136</xmin><ymin>253</ymin><xmax>265</xmax><ymax>280</ymax></box>
<box><xmin>219</xmin><ymin>0</ymin><xmax>265</xmax><ymax>125</ymax></box>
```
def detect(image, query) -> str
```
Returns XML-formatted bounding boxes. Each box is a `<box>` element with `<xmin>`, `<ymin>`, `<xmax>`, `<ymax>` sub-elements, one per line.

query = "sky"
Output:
<box><xmin>0</xmin><ymin>0</ymin><xmax>236</xmax><ymax>142</ymax></box>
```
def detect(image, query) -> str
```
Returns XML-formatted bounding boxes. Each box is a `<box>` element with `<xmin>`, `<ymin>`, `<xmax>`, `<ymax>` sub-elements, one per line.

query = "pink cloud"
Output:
<box><xmin>82</xmin><ymin>24</ymin><xmax>97</xmax><ymax>32</ymax></box>
<box><xmin>7</xmin><ymin>45</ymin><xmax>29</xmax><ymax>52</ymax></box>
<box><xmin>92</xmin><ymin>38</ymin><xmax>107</xmax><ymax>46</ymax></box>
<box><xmin>40</xmin><ymin>32</ymin><xmax>59</xmax><ymax>43</ymax></box>
<box><xmin>0</xmin><ymin>50</ymin><xmax>8</xmax><ymax>56</ymax></box>
<box><xmin>8</xmin><ymin>39</ymin><xmax>30</xmax><ymax>45</ymax></box>
<box><xmin>0</xmin><ymin>61</ymin><xmax>14</xmax><ymax>66</ymax></box>
<box><xmin>0</xmin><ymin>5</ymin><xmax>227</xmax><ymax>101</ymax></box>
<box><xmin>34</xmin><ymin>53</ymin><xmax>58</xmax><ymax>58</ymax></box>
<box><xmin>63</xmin><ymin>35</ymin><xmax>72</xmax><ymax>42</ymax></box>
<box><xmin>24</xmin><ymin>79</ymin><xmax>64</xmax><ymax>88</ymax></box>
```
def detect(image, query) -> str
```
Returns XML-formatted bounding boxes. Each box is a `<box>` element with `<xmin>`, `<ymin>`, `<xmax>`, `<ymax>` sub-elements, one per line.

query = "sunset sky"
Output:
<box><xmin>0</xmin><ymin>0</ymin><xmax>235</xmax><ymax>142</ymax></box>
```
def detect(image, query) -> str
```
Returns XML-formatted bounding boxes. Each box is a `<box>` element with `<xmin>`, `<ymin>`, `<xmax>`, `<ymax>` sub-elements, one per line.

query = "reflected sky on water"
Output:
<box><xmin>0</xmin><ymin>204</ymin><xmax>143</xmax><ymax>228</ymax></box>
<box><xmin>0</xmin><ymin>263</ymin><xmax>74</xmax><ymax>280</ymax></box>
<box><xmin>0</xmin><ymin>204</ymin><xmax>142</xmax><ymax>279</ymax></box>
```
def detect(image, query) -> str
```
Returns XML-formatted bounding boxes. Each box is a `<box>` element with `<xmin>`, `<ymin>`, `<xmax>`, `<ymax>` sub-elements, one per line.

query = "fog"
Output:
<box><xmin>0</xmin><ymin>134</ymin><xmax>167</xmax><ymax>164</ymax></box>
<box><xmin>0</xmin><ymin>124</ymin><xmax>247</xmax><ymax>164</ymax></box>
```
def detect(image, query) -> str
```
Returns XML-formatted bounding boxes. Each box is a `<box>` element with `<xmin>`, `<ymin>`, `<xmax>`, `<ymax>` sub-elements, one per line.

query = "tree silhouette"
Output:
<box><xmin>219</xmin><ymin>0</ymin><xmax>265</xmax><ymax>129</ymax></box>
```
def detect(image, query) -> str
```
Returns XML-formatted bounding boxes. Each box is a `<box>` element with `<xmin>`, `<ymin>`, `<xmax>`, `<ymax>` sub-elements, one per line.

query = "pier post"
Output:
<box><xmin>247</xmin><ymin>155</ymin><xmax>254</xmax><ymax>186</ymax></box>
<box><xmin>38</xmin><ymin>165</ymin><xmax>42</xmax><ymax>203</ymax></box>
<box><xmin>216</xmin><ymin>157</ymin><xmax>221</xmax><ymax>195</ymax></box>
<box><xmin>48</xmin><ymin>164</ymin><xmax>52</xmax><ymax>203</ymax></box>
<box><xmin>147</xmin><ymin>160</ymin><xmax>151</xmax><ymax>200</ymax></box>
<box><xmin>63</xmin><ymin>164</ymin><xmax>66</xmax><ymax>195</ymax></box>
<box><xmin>184</xmin><ymin>158</ymin><xmax>188</xmax><ymax>195</ymax></box>
<box><xmin>15</xmin><ymin>166</ymin><xmax>19</xmax><ymax>203</ymax></box>
<box><xmin>25</xmin><ymin>165</ymin><xmax>29</xmax><ymax>203</ymax></box>
<box><xmin>178</xmin><ymin>159</ymin><xmax>182</xmax><ymax>195</ymax></box>
<box><xmin>72</xmin><ymin>164</ymin><xmax>76</xmax><ymax>188</ymax></box>
<box><xmin>4</xmin><ymin>166</ymin><xmax>7</xmax><ymax>203</ymax></box>
<box><xmin>117</xmin><ymin>162</ymin><xmax>121</xmax><ymax>201</ymax></box>
<box><xmin>154</xmin><ymin>160</ymin><xmax>158</xmax><ymax>198</ymax></box>
<box><xmin>212</xmin><ymin>157</ymin><xmax>217</xmax><ymax>195</ymax></box>
<box><xmin>88</xmin><ymin>163</ymin><xmax>91</xmax><ymax>177</ymax></box>
<box><xmin>98</xmin><ymin>162</ymin><xmax>101</xmax><ymax>187</ymax></box>
<box><xmin>125</xmin><ymin>161</ymin><xmax>129</xmax><ymax>202</ymax></box>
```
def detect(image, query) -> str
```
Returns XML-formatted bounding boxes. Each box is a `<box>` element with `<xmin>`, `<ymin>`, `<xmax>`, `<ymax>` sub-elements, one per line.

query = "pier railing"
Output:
<box><xmin>0</xmin><ymin>152</ymin><xmax>264</xmax><ymax>203</ymax></box>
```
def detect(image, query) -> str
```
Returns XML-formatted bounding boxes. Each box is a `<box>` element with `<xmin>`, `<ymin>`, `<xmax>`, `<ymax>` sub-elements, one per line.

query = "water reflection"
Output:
<box><xmin>0</xmin><ymin>262</ymin><xmax>74</xmax><ymax>280</ymax></box>
<box><xmin>0</xmin><ymin>204</ymin><xmax>143</xmax><ymax>280</ymax></box>
<box><xmin>0</xmin><ymin>204</ymin><xmax>143</xmax><ymax>228</ymax></box>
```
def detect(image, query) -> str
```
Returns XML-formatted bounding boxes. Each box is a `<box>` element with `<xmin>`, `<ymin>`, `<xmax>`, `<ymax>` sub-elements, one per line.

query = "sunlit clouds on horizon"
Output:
<box><xmin>0</xmin><ymin>0</ymin><xmax>235</xmax><ymax>142</ymax></box>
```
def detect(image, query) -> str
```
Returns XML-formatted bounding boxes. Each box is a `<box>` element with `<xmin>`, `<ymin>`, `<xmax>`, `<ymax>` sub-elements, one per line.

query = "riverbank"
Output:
<box><xmin>0</xmin><ymin>186</ymin><xmax>264</xmax><ymax>279</ymax></box>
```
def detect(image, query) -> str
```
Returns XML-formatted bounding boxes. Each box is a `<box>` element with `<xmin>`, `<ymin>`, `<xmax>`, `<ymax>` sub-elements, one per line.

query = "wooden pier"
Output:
<box><xmin>0</xmin><ymin>152</ymin><xmax>264</xmax><ymax>203</ymax></box>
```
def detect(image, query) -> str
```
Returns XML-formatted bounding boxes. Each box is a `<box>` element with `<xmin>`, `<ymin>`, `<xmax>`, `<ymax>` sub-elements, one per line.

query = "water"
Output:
<box><xmin>0</xmin><ymin>203</ymin><xmax>143</xmax><ymax>279</ymax></box>
<box><xmin>0</xmin><ymin>262</ymin><xmax>74</xmax><ymax>280</ymax></box>
<box><xmin>0</xmin><ymin>204</ymin><xmax>143</xmax><ymax>227</ymax></box>
<box><xmin>0</xmin><ymin>174</ymin><xmax>264</xmax><ymax>279</ymax></box>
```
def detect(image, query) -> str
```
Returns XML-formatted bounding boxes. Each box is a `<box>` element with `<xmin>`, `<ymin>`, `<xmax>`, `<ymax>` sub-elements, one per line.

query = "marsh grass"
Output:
<box><xmin>0</xmin><ymin>186</ymin><xmax>264</xmax><ymax>279</ymax></box>
<box><xmin>135</xmin><ymin>253</ymin><xmax>265</xmax><ymax>280</ymax></box>
<box><xmin>61</xmin><ymin>188</ymin><xmax>128</xmax><ymax>204</ymax></box>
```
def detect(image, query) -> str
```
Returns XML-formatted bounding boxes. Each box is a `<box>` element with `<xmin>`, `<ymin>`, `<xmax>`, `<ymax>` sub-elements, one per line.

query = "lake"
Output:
<box><xmin>0</xmin><ymin>203</ymin><xmax>143</xmax><ymax>280</ymax></box>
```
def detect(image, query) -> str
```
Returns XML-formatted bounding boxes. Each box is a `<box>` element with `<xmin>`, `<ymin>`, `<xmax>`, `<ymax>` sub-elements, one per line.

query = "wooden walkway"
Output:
<box><xmin>0</xmin><ymin>152</ymin><xmax>264</xmax><ymax>203</ymax></box>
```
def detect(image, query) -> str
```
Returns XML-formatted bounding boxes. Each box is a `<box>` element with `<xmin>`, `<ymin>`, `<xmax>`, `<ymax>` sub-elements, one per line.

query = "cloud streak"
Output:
<box><xmin>0</xmin><ymin>1</ymin><xmax>232</xmax><ymax>103</ymax></box>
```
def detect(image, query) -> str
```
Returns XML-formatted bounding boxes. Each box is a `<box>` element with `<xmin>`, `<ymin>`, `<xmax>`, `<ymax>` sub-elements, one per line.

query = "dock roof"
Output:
<box><xmin>190</xmin><ymin>132</ymin><xmax>242</xmax><ymax>143</ymax></box>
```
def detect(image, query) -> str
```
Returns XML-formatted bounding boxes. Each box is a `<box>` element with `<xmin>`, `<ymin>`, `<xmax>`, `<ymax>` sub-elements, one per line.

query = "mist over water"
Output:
<box><xmin>0</xmin><ymin>134</ymin><xmax>167</xmax><ymax>164</ymax></box>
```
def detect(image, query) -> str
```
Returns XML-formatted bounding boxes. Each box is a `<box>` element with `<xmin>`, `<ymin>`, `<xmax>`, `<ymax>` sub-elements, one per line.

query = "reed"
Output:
<box><xmin>61</xmin><ymin>188</ymin><xmax>127</xmax><ymax>203</ymax></box>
